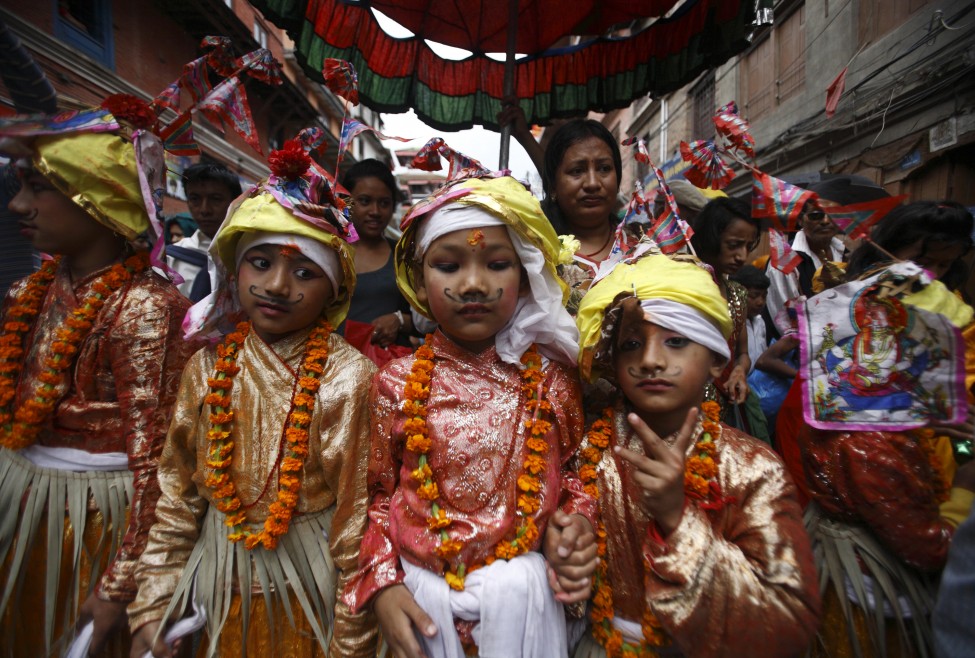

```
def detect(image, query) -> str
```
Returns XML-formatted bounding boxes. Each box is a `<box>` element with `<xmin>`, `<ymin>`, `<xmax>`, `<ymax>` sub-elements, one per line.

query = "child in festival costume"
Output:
<box><xmin>569</xmin><ymin>253</ymin><xmax>820</xmax><ymax>658</ymax></box>
<box><xmin>0</xmin><ymin>100</ymin><xmax>200</xmax><ymax>656</ymax></box>
<box><xmin>128</xmin><ymin>139</ymin><xmax>379</xmax><ymax>657</ymax></box>
<box><xmin>344</xmin><ymin>173</ymin><xmax>598</xmax><ymax>657</ymax></box>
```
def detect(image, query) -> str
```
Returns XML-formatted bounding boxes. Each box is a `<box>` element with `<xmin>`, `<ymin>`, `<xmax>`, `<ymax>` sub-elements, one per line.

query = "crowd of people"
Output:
<box><xmin>0</xmin><ymin>43</ymin><xmax>972</xmax><ymax>658</ymax></box>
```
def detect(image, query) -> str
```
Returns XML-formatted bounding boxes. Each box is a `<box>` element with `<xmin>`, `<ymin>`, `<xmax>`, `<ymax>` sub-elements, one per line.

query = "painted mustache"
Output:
<box><xmin>249</xmin><ymin>286</ymin><xmax>304</xmax><ymax>306</ymax></box>
<box><xmin>443</xmin><ymin>288</ymin><xmax>503</xmax><ymax>304</ymax></box>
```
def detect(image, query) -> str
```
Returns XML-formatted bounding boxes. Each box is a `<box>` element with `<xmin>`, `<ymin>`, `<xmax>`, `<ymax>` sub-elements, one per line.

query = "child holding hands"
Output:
<box><xmin>128</xmin><ymin>141</ymin><xmax>378</xmax><ymax>657</ymax></box>
<box><xmin>568</xmin><ymin>254</ymin><xmax>820</xmax><ymax>657</ymax></box>
<box><xmin>345</xmin><ymin>174</ymin><xmax>597</xmax><ymax>657</ymax></box>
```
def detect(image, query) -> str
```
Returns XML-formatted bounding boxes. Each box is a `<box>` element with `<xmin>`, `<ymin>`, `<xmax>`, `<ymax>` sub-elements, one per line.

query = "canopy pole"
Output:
<box><xmin>499</xmin><ymin>0</ymin><xmax>518</xmax><ymax>170</ymax></box>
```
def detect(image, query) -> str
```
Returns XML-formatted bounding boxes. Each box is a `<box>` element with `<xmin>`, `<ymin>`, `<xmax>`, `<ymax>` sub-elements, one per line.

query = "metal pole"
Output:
<box><xmin>499</xmin><ymin>0</ymin><xmax>518</xmax><ymax>170</ymax></box>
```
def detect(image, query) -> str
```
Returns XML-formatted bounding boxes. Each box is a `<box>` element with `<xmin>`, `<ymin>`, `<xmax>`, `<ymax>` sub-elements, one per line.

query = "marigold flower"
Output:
<box><xmin>427</xmin><ymin>509</ymin><xmax>452</xmax><ymax>530</ymax></box>
<box><xmin>494</xmin><ymin>542</ymin><xmax>518</xmax><ymax>560</ymax></box>
<box><xmin>288</xmin><ymin>411</ymin><xmax>312</xmax><ymax>427</ymax></box>
<box><xmin>444</xmin><ymin>571</ymin><xmax>465</xmax><ymax>591</ymax></box>
<box><xmin>526</xmin><ymin>437</ymin><xmax>548</xmax><ymax>453</ymax></box>
<box><xmin>417</xmin><ymin>481</ymin><xmax>439</xmax><ymax>501</ymax></box>
<box><xmin>435</xmin><ymin>538</ymin><xmax>462</xmax><ymax>559</ymax></box>
<box><xmin>579</xmin><ymin>464</ymin><xmax>598</xmax><ymax>482</ymax></box>
<box><xmin>523</xmin><ymin>454</ymin><xmax>546</xmax><ymax>475</ymax></box>
<box><xmin>517</xmin><ymin>474</ymin><xmax>540</xmax><ymax>493</ymax></box>
<box><xmin>411</xmin><ymin>463</ymin><xmax>432</xmax><ymax>482</ymax></box>
<box><xmin>406</xmin><ymin>433</ymin><xmax>432</xmax><ymax>454</ymax></box>
<box><xmin>517</xmin><ymin>494</ymin><xmax>540</xmax><ymax>515</ymax></box>
<box><xmin>298</xmin><ymin>376</ymin><xmax>321</xmax><ymax>392</ymax></box>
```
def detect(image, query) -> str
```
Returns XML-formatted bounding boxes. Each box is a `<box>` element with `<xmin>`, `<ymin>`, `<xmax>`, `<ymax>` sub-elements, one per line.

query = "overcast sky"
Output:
<box><xmin>371</xmin><ymin>9</ymin><xmax>541</xmax><ymax>193</ymax></box>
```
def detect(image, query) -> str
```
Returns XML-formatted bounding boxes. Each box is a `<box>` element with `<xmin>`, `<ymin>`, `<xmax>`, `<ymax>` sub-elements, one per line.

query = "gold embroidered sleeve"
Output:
<box><xmin>128</xmin><ymin>350</ymin><xmax>211</xmax><ymax>632</ymax></box>
<box><xmin>319</xmin><ymin>343</ymin><xmax>380</xmax><ymax>658</ymax></box>
<box><xmin>642</xmin><ymin>431</ymin><xmax>820</xmax><ymax>658</ymax></box>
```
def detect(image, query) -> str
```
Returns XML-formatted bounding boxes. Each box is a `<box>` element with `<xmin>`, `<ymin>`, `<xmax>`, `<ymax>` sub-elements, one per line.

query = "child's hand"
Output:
<box><xmin>615</xmin><ymin>409</ymin><xmax>698</xmax><ymax>536</ymax></box>
<box><xmin>543</xmin><ymin>510</ymin><xmax>597</xmax><ymax>604</ymax></box>
<box><xmin>129</xmin><ymin>620</ymin><xmax>177</xmax><ymax>658</ymax></box>
<box><xmin>77</xmin><ymin>593</ymin><xmax>127</xmax><ymax>656</ymax></box>
<box><xmin>374</xmin><ymin>584</ymin><xmax>437</xmax><ymax>658</ymax></box>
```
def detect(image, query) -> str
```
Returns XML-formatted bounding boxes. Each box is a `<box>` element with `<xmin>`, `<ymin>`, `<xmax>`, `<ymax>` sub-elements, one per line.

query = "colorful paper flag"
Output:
<box><xmin>680</xmin><ymin>140</ymin><xmax>735</xmax><ymax>190</ymax></box>
<box><xmin>323</xmin><ymin>59</ymin><xmax>359</xmax><ymax>106</ymax></box>
<box><xmin>768</xmin><ymin>228</ymin><xmax>804</xmax><ymax>274</ymax></box>
<box><xmin>751</xmin><ymin>171</ymin><xmax>818</xmax><ymax>232</ymax></box>
<box><xmin>620</xmin><ymin>136</ymin><xmax>650</xmax><ymax>164</ymax></box>
<box><xmin>158</xmin><ymin>110</ymin><xmax>199</xmax><ymax>156</ymax></box>
<box><xmin>712</xmin><ymin>101</ymin><xmax>755</xmax><ymax>158</ymax></box>
<box><xmin>196</xmin><ymin>75</ymin><xmax>262</xmax><ymax>154</ymax></box>
<box><xmin>410</xmin><ymin>137</ymin><xmax>490</xmax><ymax>181</ymax></box>
<box><xmin>825</xmin><ymin>195</ymin><xmax>907</xmax><ymax>240</ymax></box>
<box><xmin>337</xmin><ymin>117</ymin><xmax>411</xmax><ymax>168</ymax></box>
<box><xmin>825</xmin><ymin>67</ymin><xmax>848</xmax><ymax>119</ymax></box>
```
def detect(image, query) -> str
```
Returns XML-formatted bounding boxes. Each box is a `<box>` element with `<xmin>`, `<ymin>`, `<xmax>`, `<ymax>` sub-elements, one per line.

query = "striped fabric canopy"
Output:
<box><xmin>253</xmin><ymin>0</ymin><xmax>758</xmax><ymax>131</ymax></box>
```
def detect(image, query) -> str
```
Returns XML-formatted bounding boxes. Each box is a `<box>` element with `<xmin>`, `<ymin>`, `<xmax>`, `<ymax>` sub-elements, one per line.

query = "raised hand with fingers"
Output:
<box><xmin>613</xmin><ymin>408</ymin><xmax>699</xmax><ymax>536</ymax></box>
<box><xmin>542</xmin><ymin>510</ymin><xmax>597</xmax><ymax>604</ymax></box>
<box><xmin>374</xmin><ymin>584</ymin><xmax>437</xmax><ymax>658</ymax></box>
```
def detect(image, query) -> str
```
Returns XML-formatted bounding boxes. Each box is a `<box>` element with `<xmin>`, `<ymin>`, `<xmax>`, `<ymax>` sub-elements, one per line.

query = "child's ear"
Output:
<box><xmin>709</xmin><ymin>353</ymin><xmax>727</xmax><ymax>380</ymax></box>
<box><xmin>414</xmin><ymin>264</ymin><xmax>429</xmax><ymax>306</ymax></box>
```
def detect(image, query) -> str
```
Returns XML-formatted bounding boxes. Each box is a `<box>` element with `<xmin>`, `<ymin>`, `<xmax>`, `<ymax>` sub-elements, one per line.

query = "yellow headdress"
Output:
<box><xmin>395</xmin><ymin>175</ymin><xmax>568</xmax><ymax>319</ymax></box>
<box><xmin>576</xmin><ymin>254</ymin><xmax>732</xmax><ymax>382</ymax></box>
<box><xmin>183</xmin><ymin>137</ymin><xmax>356</xmax><ymax>340</ymax></box>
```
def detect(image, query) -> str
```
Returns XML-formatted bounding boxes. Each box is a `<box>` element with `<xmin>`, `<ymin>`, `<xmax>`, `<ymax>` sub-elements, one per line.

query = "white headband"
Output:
<box><xmin>639</xmin><ymin>298</ymin><xmax>730</xmax><ymax>362</ymax></box>
<box><xmin>416</xmin><ymin>204</ymin><xmax>579</xmax><ymax>366</ymax></box>
<box><xmin>235</xmin><ymin>231</ymin><xmax>341</xmax><ymax>297</ymax></box>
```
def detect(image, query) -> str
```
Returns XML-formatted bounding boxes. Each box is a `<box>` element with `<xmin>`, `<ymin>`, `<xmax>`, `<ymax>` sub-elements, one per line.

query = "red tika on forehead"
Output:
<box><xmin>466</xmin><ymin>228</ymin><xmax>485</xmax><ymax>247</ymax></box>
<box><xmin>279</xmin><ymin>244</ymin><xmax>301</xmax><ymax>259</ymax></box>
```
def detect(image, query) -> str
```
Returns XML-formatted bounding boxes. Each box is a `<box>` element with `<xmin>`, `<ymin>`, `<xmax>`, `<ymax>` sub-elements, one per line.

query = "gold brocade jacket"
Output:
<box><xmin>593</xmin><ymin>409</ymin><xmax>820</xmax><ymax>657</ymax></box>
<box><xmin>2</xmin><ymin>260</ymin><xmax>197</xmax><ymax>602</ymax></box>
<box><xmin>344</xmin><ymin>331</ymin><xmax>597</xmax><ymax>611</ymax></box>
<box><xmin>129</xmin><ymin>330</ymin><xmax>378</xmax><ymax>656</ymax></box>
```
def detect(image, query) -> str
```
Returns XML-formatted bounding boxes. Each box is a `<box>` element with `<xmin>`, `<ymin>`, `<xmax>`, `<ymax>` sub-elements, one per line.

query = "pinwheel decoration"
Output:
<box><xmin>712</xmin><ymin>101</ymin><xmax>755</xmax><ymax>158</ymax></box>
<box><xmin>679</xmin><ymin>139</ymin><xmax>736</xmax><ymax>190</ymax></box>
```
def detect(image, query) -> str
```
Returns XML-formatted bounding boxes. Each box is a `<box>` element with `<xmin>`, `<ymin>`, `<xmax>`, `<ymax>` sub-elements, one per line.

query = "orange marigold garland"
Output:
<box><xmin>204</xmin><ymin>317</ymin><xmax>333</xmax><ymax>550</ymax></box>
<box><xmin>579</xmin><ymin>400</ymin><xmax>724</xmax><ymax>657</ymax></box>
<box><xmin>0</xmin><ymin>253</ymin><xmax>149</xmax><ymax>450</ymax></box>
<box><xmin>403</xmin><ymin>335</ymin><xmax>550</xmax><ymax>591</ymax></box>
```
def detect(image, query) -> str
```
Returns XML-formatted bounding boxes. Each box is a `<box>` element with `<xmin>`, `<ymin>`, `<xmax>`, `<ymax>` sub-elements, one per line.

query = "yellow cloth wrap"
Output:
<box><xmin>33</xmin><ymin>132</ymin><xmax>149</xmax><ymax>239</ymax></box>
<box><xmin>395</xmin><ymin>176</ymin><xmax>567</xmax><ymax>319</ymax></box>
<box><xmin>575</xmin><ymin>254</ymin><xmax>732</xmax><ymax>382</ymax></box>
<box><xmin>940</xmin><ymin>487</ymin><xmax>975</xmax><ymax>528</ymax></box>
<box><xmin>902</xmin><ymin>278</ymin><xmax>975</xmax><ymax>328</ymax></box>
<box><xmin>0</xmin><ymin>507</ymin><xmax>131</xmax><ymax>658</ymax></box>
<box><xmin>195</xmin><ymin>591</ymin><xmax>325</xmax><ymax>658</ymax></box>
<box><xmin>212</xmin><ymin>191</ymin><xmax>356</xmax><ymax>328</ymax></box>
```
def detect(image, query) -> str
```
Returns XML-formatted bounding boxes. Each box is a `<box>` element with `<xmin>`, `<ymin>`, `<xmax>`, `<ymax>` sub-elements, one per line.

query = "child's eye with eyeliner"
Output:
<box><xmin>248</xmin><ymin>257</ymin><xmax>271</xmax><ymax>270</ymax></box>
<box><xmin>488</xmin><ymin>261</ymin><xmax>513</xmax><ymax>271</ymax></box>
<box><xmin>619</xmin><ymin>339</ymin><xmax>641</xmax><ymax>352</ymax></box>
<box><xmin>665</xmin><ymin>336</ymin><xmax>690</xmax><ymax>348</ymax></box>
<box><xmin>431</xmin><ymin>263</ymin><xmax>458</xmax><ymax>273</ymax></box>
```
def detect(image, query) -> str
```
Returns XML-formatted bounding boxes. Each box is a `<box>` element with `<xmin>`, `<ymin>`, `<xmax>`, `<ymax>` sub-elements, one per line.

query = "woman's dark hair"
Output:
<box><xmin>846</xmin><ymin>201</ymin><xmax>974</xmax><ymax>287</ymax></box>
<box><xmin>690</xmin><ymin>197</ymin><xmax>759</xmax><ymax>265</ymax></box>
<box><xmin>341</xmin><ymin>158</ymin><xmax>398</xmax><ymax>200</ymax></box>
<box><xmin>541</xmin><ymin>119</ymin><xmax>622</xmax><ymax>234</ymax></box>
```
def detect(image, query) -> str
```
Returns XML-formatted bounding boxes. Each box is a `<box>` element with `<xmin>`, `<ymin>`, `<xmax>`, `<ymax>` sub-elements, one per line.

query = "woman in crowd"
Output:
<box><xmin>501</xmin><ymin>106</ymin><xmax>632</xmax><ymax>314</ymax></box>
<box><xmin>689</xmin><ymin>197</ymin><xmax>768</xmax><ymax>441</ymax></box>
<box><xmin>341</xmin><ymin>158</ymin><xmax>413</xmax><ymax>348</ymax></box>
<box><xmin>163</xmin><ymin>214</ymin><xmax>198</xmax><ymax>245</ymax></box>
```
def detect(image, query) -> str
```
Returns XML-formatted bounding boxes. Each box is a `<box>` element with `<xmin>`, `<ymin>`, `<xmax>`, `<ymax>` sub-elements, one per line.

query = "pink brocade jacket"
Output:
<box><xmin>2</xmin><ymin>260</ymin><xmax>198</xmax><ymax>601</ymax></box>
<box><xmin>344</xmin><ymin>331</ymin><xmax>597</xmax><ymax>612</ymax></box>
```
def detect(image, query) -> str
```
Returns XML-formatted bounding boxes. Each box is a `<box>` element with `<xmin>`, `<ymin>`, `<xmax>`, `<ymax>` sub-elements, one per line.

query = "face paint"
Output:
<box><xmin>467</xmin><ymin>228</ymin><xmax>485</xmax><ymax>247</ymax></box>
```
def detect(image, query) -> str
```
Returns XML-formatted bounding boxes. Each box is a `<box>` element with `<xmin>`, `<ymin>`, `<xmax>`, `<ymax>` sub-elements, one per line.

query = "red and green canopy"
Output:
<box><xmin>253</xmin><ymin>0</ymin><xmax>758</xmax><ymax>131</ymax></box>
